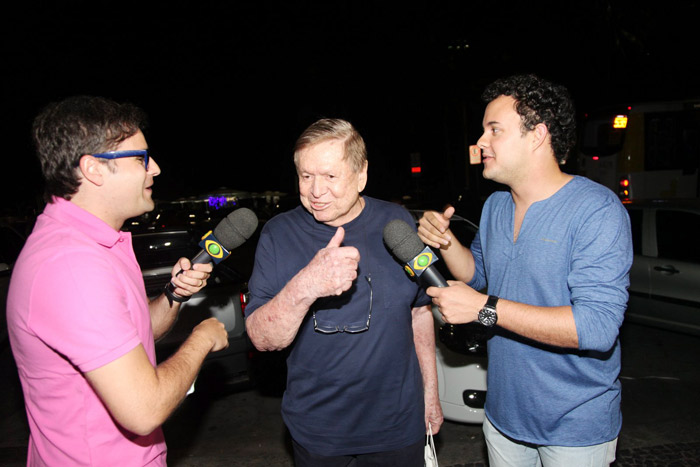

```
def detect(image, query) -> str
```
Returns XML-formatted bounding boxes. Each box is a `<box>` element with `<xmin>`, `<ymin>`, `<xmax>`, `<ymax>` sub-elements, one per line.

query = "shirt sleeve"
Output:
<box><xmin>245</xmin><ymin>224</ymin><xmax>280</xmax><ymax>318</ymax></box>
<box><xmin>570</xmin><ymin>196</ymin><xmax>633</xmax><ymax>352</ymax></box>
<box><xmin>27</xmin><ymin>250</ymin><xmax>142</xmax><ymax>373</ymax></box>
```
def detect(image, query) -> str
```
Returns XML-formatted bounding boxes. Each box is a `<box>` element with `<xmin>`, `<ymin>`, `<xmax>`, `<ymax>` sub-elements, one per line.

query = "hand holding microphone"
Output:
<box><xmin>384</xmin><ymin>218</ymin><xmax>483</xmax><ymax>325</ymax></box>
<box><xmin>165</xmin><ymin>207</ymin><xmax>259</xmax><ymax>304</ymax></box>
<box><xmin>384</xmin><ymin>218</ymin><xmax>454</xmax><ymax>324</ymax></box>
<box><xmin>383</xmin><ymin>219</ymin><xmax>448</xmax><ymax>289</ymax></box>
<box><xmin>167</xmin><ymin>257</ymin><xmax>213</xmax><ymax>300</ymax></box>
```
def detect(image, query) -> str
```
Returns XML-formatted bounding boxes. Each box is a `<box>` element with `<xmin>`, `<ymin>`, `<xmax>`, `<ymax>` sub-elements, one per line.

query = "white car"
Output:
<box><xmin>409</xmin><ymin>210</ymin><xmax>487</xmax><ymax>424</ymax></box>
<box><xmin>433</xmin><ymin>317</ymin><xmax>488</xmax><ymax>423</ymax></box>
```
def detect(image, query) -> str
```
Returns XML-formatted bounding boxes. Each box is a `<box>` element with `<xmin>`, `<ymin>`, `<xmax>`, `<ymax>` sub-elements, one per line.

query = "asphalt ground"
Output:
<box><xmin>1</xmin><ymin>321</ymin><xmax>699</xmax><ymax>466</ymax></box>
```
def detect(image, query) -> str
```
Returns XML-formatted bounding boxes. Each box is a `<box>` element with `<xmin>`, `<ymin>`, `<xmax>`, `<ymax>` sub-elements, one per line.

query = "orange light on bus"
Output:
<box><xmin>613</xmin><ymin>115</ymin><xmax>628</xmax><ymax>129</ymax></box>
<box><xmin>618</xmin><ymin>177</ymin><xmax>631</xmax><ymax>201</ymax></box>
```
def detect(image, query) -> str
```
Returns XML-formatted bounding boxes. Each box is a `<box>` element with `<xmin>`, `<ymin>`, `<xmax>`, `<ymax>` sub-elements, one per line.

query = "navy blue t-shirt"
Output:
<box><xmin>246</xmin><ymin>196</ymin><xmax>430</xmax><ymax>456</ymax></box>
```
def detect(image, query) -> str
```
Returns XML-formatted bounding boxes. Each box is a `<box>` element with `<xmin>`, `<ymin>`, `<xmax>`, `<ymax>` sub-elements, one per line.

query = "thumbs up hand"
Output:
<box><xmin>302</xmin><ymin>227</ymin><xmax>361</xmax><ymax>299</ymax></box>
<box><xmin>418</xmin><ymin>205</ymin><xmax>455</xmax><ymax>249</ymax></box>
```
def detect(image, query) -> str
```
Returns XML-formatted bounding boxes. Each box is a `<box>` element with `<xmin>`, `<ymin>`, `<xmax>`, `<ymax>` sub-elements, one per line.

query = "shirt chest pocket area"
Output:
<box><xmin>506</xmin><ymin>236</ymin><xmax>570</xmax><ymax>275</ymax></box>
<box><xmin>371</xmin><ymin>260</ymin><xmax>419</xmax><ymax>310</ymax></box>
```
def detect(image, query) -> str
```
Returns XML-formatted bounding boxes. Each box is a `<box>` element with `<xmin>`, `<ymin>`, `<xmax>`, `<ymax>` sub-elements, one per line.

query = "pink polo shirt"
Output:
<box><xmin>7</xmin><ymin>197</ymin><xmax>167</xmax><ymax>466</ymax></box>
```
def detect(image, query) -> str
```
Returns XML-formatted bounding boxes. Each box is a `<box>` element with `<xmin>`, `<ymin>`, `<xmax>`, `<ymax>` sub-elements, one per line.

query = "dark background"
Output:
<box><xmin>3</xmin><ymin>0</ymin><xmax>699</xmax><ymax>216</ymax></box>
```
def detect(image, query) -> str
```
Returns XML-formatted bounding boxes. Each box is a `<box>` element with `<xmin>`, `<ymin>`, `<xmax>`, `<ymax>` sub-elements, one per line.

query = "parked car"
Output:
<box><xmin>408</xmin><ymin>210</ymin><xmax>487</xmax><ymax>424</ymax></box>
<box><xmin>624</xmin><ymin>199</ymin><xmax>700</xmax><ymax>335</ymax></box>
<box><xmin>127</xmin><ymin>212</ymin><xmax>261</xmax><ymax>388</ymax></box>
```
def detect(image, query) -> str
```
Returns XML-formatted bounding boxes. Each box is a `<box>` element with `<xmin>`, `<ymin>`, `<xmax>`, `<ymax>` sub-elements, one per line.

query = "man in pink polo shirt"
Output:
<box><xmin>7</xmin><ymin>96</ymin><xmax>229</xmax><ymax>466</ymax></box>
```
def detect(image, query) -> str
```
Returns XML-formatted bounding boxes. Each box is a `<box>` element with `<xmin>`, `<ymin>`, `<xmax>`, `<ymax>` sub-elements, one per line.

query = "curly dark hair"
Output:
<box><xmin>32</xmin><ymin>96</ymin><xmax>147</xmax><ymax>202</ymax></box>
<box><xmin>482</xmin><ymin>74</ymin><xmax>576</xmax><ymax>163</ymax></box>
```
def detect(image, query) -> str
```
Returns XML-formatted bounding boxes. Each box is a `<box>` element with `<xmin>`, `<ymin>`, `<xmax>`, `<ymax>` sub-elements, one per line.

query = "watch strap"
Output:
<box><xmin>485</xmin><ymin>295</ymin><xmax>499</xmax><ymax>309</ymax></box>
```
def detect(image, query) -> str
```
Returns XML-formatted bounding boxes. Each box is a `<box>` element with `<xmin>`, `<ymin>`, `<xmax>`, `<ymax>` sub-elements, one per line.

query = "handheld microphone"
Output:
<box><xmin>382</xmin><ymin>219</ymin><xmax>448</xmax><ymax>289</ymax></box>
<box><xmin>165</xmin><ymin>207</ymin><xmax>259</xmax><ymax>303</ymax></box>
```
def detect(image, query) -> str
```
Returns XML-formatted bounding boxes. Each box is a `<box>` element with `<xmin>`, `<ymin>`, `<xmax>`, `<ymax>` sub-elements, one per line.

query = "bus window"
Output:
<box><xmin>645</xmin><ymin>110</ymin><xmax>700</xmax><ymax>174</ymax></box>
<box><xmin>581</xmin><ymin>116</ymin><xmax>625</xmax><ymax>157</ymax></box>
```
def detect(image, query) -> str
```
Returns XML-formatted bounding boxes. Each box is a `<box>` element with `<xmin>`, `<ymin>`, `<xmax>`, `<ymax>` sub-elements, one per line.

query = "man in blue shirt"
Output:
<box><xmin>245</xmin><ymin>118</ymin><xmax>443</xmax><ymax>466</ymax></box>
<box><xmin>419</xmin><ymin>74</ymin><xmax>632</xmax><ymax>466</ymax></box>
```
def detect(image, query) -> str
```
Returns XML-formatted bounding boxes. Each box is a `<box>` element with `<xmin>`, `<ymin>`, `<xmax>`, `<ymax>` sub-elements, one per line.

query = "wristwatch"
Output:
<box><xmin>478</xmin><ymin>295</ymin><xmax>499</xmax><ymax>327</ymax></box>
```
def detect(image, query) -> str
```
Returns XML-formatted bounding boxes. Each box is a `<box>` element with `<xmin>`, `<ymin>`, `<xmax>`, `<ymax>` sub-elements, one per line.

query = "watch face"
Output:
<box><xmin>479</xmin><ymin>307</ymin><xmax>498</xmax><ymax>327</ymax></box>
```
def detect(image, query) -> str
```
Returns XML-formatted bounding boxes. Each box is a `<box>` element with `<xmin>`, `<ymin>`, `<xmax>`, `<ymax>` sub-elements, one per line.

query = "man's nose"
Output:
<box><xmin>476</xmin><ymin>133</ymin><xmax>489</xmax><ymax>149</ymax></box>
<box><xmin>311</xmin><ymin>178</ymin><xmax>327</xmax><ymax>196</ymax></box>
<box><xmin>148</xmin><ymin>156</ymin><xmax>161</xmax><ymax>176</ymax></box>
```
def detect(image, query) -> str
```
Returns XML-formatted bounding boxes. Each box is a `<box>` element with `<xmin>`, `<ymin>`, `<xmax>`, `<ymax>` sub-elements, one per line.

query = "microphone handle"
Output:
<box><xmin>191</xmin><ymin>249</ymin><xmax>214</xmax><ymax>265</ymax></box>
<box><xmin>418</xmin><ymin>266</ymin><xmax>448</xmax><ymax>288</ymax></box>
<box><xmin>418</xmin><ymin>266</ymin><xmax>448</xmax><ymax>325</ymax></box>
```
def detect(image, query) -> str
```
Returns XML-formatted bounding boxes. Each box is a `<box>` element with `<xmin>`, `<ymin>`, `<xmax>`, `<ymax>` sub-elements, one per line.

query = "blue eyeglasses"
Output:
<box><xmin>89</xmin><ymin>149</ymin><xmax>149</xmax><ymax>170</ymax></box>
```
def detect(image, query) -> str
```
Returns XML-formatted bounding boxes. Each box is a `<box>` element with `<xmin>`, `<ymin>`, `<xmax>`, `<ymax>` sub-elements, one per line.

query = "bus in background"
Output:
<box><xmin>577</xmin><ymin>99</ymin><xmax>700</xmax><ymax>201</ymax></box>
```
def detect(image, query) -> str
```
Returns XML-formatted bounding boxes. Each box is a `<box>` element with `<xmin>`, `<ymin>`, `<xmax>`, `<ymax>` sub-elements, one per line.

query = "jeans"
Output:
<box><xmin>483</xmin><ymin>417</ymin><xmax>617</xmax><ymax>467</ymax></box>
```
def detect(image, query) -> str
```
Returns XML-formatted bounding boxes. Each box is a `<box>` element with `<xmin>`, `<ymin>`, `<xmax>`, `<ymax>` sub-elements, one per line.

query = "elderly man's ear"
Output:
<box><xmin>358</xmin><ymin>161</ymin><xmax>368</xmax><ymax>192</ymax></box>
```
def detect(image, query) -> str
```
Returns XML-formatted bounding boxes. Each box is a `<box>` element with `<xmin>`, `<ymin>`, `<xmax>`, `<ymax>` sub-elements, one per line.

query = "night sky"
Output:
<box><xmin>3</xmin><ymin>1</ymin><xmax>699</xmax><ymax>216</ymax></box>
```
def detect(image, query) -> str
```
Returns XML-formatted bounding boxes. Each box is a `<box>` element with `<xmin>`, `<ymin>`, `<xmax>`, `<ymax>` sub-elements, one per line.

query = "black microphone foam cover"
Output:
<box><xmin>383</xmin><ymin>219</ymin><xmax>425</xmax><ymax>263</ymax></box>
<box><xmin>213</xmin><ymin>207</ymin><xmax>259</xmax><ymax>251</ymax></box>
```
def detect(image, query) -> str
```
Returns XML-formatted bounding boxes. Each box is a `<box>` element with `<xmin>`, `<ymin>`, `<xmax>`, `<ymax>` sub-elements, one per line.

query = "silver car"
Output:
<box><xmin>625</xmin><ymin>199</ymin><xmax>700</xmax><ymax>335</ymax></box>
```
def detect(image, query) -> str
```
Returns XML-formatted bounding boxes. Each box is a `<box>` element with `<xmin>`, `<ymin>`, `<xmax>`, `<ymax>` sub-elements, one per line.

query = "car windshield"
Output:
<box><xmin>132</xmin><ymin>231</ymin><xmax>200</xmax><ymax>270</ymax></box>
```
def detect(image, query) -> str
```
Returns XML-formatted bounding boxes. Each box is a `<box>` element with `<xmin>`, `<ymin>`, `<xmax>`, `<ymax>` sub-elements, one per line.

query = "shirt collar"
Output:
<box><xmin>45</xmin><ymin>197</ymin><xmax>128</xmax><ymax>248</ymax></box>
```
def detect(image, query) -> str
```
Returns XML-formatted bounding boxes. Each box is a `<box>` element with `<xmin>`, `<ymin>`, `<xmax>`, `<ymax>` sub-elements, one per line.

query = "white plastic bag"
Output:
<box><xmin>425</xmin><ymin>422</ymin><xmax>438</xmax><ymax>467</ymax></box>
